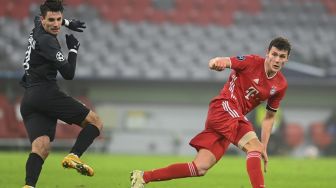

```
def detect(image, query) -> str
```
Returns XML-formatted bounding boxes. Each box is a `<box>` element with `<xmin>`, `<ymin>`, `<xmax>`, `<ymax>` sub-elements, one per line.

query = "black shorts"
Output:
<box><xmin>20</xmin><ymin>83</ymin><xmax>90</xmax><ymax>143</ymax></box>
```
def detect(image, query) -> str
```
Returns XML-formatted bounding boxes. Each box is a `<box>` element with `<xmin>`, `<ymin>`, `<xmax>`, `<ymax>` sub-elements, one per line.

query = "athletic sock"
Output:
<box><xmin>70</xmin><ymin>124</ymin><xmax>100</xmax><ymax>157</ymax></box>
<box><xmin>143</xmin><ymin>162</ymin><xmax>199</xmax><ymax>183</ymax></box>
<box><xmin>25</xmin><ymin>153</ymin><xmax>44</xmax><ymax>187</ymax></box>
<box><xmin>246</xmin><ymin>151</ymin><xmax>265</xmax><ymax>188</ymax></box>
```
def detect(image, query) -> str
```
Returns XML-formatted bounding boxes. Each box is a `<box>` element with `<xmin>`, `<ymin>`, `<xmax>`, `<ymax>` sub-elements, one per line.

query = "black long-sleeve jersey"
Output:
<box><xmin>21</xmin><ymin>16</ymin><xmax>77</xmax><ymax>88</ymax></box>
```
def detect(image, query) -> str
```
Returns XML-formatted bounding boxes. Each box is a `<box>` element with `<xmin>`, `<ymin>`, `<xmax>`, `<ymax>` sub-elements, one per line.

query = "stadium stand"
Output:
<box><xmin>1</xmin><ymin>0</ymin><xmax>336</xmax><ymax>155</ymax></box>
<box><xmin>309</xmin><ymin>122</ymin><xmax>333</xmax><ymax>155</ymax></box>
<box><xmin>0</xmin><ymin>94</ymin><xmax>15</xmax><ymax>138</ymax></box>
<box><xmin>0</xmin><ymin>0</ymin><xmax>336</xmax><ymax>81</ymax></box>
<box><xmin>0</xmin><ymin>94</ymin><xmax>26</xmax><ymax>138</ymax></box>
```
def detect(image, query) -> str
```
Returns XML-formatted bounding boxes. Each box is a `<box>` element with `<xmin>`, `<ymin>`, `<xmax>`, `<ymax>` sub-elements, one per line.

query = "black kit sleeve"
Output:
<box><xmin>38</xmin><ymin>34</ymin><xmax>77</xmax><ymax>80</ymax></box>
<box><xmin>58</xmin><ymin>52</ymin><xmax>77</xmax><ymax>80</ymax></box>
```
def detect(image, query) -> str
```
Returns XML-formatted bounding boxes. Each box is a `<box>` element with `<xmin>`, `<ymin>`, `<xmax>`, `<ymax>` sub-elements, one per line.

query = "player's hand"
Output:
<box><xmin>209</xmin><ymin>57</ymin><xmax>226</xmax><ymax>71</ymax></box>
<box><xmin>262</xmin><ymin>149</ymin><xmax>268</xmax><ymax>173</ymax></box>
<box><xmin>66</xmin><ymin>34</ymin><xmax>80</xmax><ymax>50</ymax></box>
<box><xmin>64</xmin><ymin>19</ymin><xmax>86</xmax><ymax>32</ymax></box>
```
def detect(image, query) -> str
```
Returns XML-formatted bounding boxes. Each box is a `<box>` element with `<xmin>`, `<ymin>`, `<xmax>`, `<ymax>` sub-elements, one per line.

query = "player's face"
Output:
<box><xmin>41</xmin><ymin>11</ymin><xmax>63</xmax><ymax>35</ymax></box>
<box><xmin>265</xmin><ymin>46</ymin><xmax>289</xmax><ymax>74</ymax></box>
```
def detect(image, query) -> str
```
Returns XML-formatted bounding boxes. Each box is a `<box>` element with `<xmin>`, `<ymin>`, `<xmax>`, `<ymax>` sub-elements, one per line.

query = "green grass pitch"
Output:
<box><xmin>0</xmin><ymin>152</ymin><xmax>335</xmax><ymax>188</ymax></box>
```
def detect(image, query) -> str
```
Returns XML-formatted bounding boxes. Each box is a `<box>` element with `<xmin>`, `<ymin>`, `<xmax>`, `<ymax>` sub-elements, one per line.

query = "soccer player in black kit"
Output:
<box><xmin>20</xmin><ymin>1</ymin><xmax>103</xmax><ymax>187</ymax></box>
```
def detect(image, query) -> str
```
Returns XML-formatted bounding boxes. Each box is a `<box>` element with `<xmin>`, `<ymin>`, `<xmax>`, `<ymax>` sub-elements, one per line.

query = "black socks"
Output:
<box><xmin>70</xmin><ymin>124</ymin><xmax>100</xmax><ymax>157</ymax></box>
<box><xmin>25</xmin><ymin>152</ymin><xmax>44</xmax><ymax>187</ymax></box>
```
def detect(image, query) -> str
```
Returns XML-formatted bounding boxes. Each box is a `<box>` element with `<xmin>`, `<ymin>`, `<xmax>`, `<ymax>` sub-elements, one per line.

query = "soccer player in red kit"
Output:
<box><xmin>131</xmin><ymin>37</ymin><xmax>291</xmax><ymax>188</ymax></box>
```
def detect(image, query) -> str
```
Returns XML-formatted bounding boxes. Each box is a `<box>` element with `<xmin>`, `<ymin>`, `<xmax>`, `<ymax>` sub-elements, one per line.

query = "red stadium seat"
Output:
<box><xmin>123</xmin><ymin>6</ymin><xmax>146</xmax><ymax>23</ymax></box>
<box><xmin>6</xmin><ymin>0</ymin><xmax>30</xmax><ymax>20</ymax></box>
<box><xmin>64</xmin><ymin>0</ymin><xmax>84</xmax><ymax>7</ymax></box>
<box><xmin>167</xmin><ymin>10</ymin><xmax>190</xmax><ymax>25</ymax></box>
<box><xmin>88</xmin><ymin>0</ymin><xmax>106</xmax><ymax>8</ymax></box>
<box><xmin>216</xmin><ymin>0</ymin><xmax>238</xmax><ymax>12</ymax></box>
<box><xmin>309</xmin><ymin>122</ymin><xmax>333</xmax><ymax>149</ymax></box>
<box><xmin>98</xmin><ymin>0</ymin><xmax>128</xmax><ymax>22</ymax></box>
<box><xmin>129</xmin><ymin>0</ymin><xmax>151</xmax><ymax>10</ymax></box>
<box><xmin>190</xmin><ymin>9</ymin><xmax>213</xmax><ymax>26</ymax></box>
<box><xmin>12</xmin><ymin>97</ymin><xmax>28</xmax><ymax>138</ymax></box>
<box><xmin>0</xmin><ymin>95</ymin><xmax>26</xmax><ymax>138</ymax></box>
<box><xmin>0</xmin><ymin>94</ymin><xmax>13</xmax><ymax>138</ymax></box>
<box><xmin>145</xmin><ymin>8</ymin><xmax>167</xmax><ymax>24</ymax></box>
<box><xmin>319</xmin><ymin>0</ymin><xmax>332</xmax><ymax>14</ymax></box>
<box><xmin>101</xmin><ymin>6</ymin><xmax>124</xmax><ymax>22</ymax></box>
<box><xmin>175</xmin><ymin>0</ymin><xmax>194</xmax><ymax>12</ymax></box>
<box><xmin>211</xmin><ymin>10</ymin><xmax>234</xmax><ymax>26</ymax></box>
<box><xmin>0</xmin><ymin>1</ymin><xmax>6</xmax><ymax>17</ymax></box>
<box><xmin>237</xmin><ymin>0</ymin><xmax>262</xmax><ymax>14</ymax></box>
<box><xmin>283</xmin><ymin>123</ymin><xmax>305</xmax><ymax>149</ymax></box>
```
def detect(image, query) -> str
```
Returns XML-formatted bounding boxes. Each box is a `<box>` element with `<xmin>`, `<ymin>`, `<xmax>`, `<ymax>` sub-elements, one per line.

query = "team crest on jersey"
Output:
<box><xmin>236</xmin><ymin>55</ymin><xmax>245</xmax><ymax>61</ymax></box>
<box><xmin>56</xmin><ymin>51</ymin><xmax>65</xmax><ymax>61</ymax></box>
<box><xmin>270</xmin><ymin>86</ymin><xmax>276</xmax><ymax>95</ymax></box>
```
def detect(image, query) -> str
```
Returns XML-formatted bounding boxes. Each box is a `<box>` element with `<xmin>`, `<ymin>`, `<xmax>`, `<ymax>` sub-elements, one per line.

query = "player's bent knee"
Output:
<box><xmin>31</xmin><ymin>136</ymin><xmax>51</xmax><ymax>159</ymax></box>
<box><xmin>84</xmin><ymin>111</ymin><xmax>103</xmax><ymax>130</ymax></box>
<box><xmin>243</xmin><ymin>139</ymin><xmax>263</xmax><ymax>153</ymax></box>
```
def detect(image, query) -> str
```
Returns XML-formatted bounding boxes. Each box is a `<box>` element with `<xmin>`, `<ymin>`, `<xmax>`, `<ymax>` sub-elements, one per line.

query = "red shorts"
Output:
<box><xmin>189</xmin><ymin>97</ymin><xmax>255</xmax><ymax>161</ymax></box>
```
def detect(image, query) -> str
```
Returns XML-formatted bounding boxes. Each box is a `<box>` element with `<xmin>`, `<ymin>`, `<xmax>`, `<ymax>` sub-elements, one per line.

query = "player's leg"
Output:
<box><xmin>21</xmin><ymin>112</ymin><xmax>57</xmax><ymax>187</ymax></box>
<box><xmin>131</xmin><ymin>128</ymin><xmax>228</xmax><ymax>188</ymax></box>
<box><xmin>69</xmin><ymin>110</ymin><xmax>103</xmax><ymax>157</ymax></box>
<box><xmin>62</xmin><ymin>110</ymin><xmax>102</xmax><ymax>176</ymax></box>
<box><xmin>240</xmin><ymin>132</ymin><xmax>265</xmax><ymax>188</ymax></box>
<box><xmin>130</xmin><ymin>98</ymin><xmax>228</xmax><ymax>187</ymax></box>
<box><xmin>130</xmin><ymin>149</ymin><xmax>216</xmax><ymax>188</ymax></box>
<box><xmin>25</xmin><ymin>136</ymin><xmax>51</xmax><ymax>186</ymax></box>
<box><xmin>145</xmin><ymin>148</ymin><xmax>216</xmax><ymax>180</ymax></box>
<box><xmin>47</xmin><ymin>91</ymin><xmax>102</xmax><ymax>176</ymax></box>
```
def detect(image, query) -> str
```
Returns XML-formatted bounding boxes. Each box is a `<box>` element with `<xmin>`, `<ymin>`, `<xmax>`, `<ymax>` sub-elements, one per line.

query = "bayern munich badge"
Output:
<box><xmin>270</xmin><ymin>86</ymin><xmax>276</xmax><ymax>95</ymax></box>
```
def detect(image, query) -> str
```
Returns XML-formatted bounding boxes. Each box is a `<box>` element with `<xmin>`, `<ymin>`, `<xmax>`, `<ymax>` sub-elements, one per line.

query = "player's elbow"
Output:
<box><xmin>62</xmin><ymin>73</ymin><xmax>75</xmax><ymax>80</ymax></box>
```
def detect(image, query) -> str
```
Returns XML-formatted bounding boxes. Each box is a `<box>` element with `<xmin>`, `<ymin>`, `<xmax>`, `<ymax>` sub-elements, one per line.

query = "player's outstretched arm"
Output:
<box><xmin>62</xmin><ymin>19</ymin><xmax>86</xmax><ymax>32</ymax></box>
<box><xmin>208</xmin><ymin>57</ymin><xmax>231</xmax><ymax>71</ymax></box>
<box><xmin>260</xmin><ymin>110</ymin><xmax>276</xmax><ymax>173</ymax></box>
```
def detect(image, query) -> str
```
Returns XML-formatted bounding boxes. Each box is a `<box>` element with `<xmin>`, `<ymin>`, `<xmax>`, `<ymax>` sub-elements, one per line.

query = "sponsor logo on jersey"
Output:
<box><xmin>270</xmin><ymin>86</ymin><xmax>276</xmax><ymax>95</ymax></box>
<box><xmin>56</xmin><ymin>51</ymin><xmax>65</xmax><ymax>61</ymax></box>
<box><xmin>236</xmin><ymin>55</ymin><xmax>245</xmax><ymax>61</ymax></box>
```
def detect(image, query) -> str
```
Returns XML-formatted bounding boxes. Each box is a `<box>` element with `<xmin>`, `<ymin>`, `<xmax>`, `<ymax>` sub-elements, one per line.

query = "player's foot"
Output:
<box><xmin>130</xmin><ymin>170</ymin><xmax>145</xmax><ymax>188</ymax></box>
<box><xmin>22</xmin><ymin>185</ymin><xmax>34</xmax><ymax>188</ymax></box>
<box><xmin>62</xmin><ymin>153</ymin><xmax>94</xmax><ymax>176</ymax></box>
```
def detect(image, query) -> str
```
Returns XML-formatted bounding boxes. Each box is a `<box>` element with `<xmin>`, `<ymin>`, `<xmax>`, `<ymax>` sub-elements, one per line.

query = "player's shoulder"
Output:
<box><xmin>249</xmin><ymin>54</ymin><xmax>265</xmax><ymax>63</ymax></box>
<box><xmin>38</xmin><ymin>32</ymin><xmax>56</xmax><ymax>43</ymax></box>
<box><xmin>36</xmin><ymin>31</ymin><xmax>59</xmax><ymax>49</ymax></box>
<box><xmin>235</xmin><ymin>54</ymin><xmax>264</xmax><ymax>63</ymax></box>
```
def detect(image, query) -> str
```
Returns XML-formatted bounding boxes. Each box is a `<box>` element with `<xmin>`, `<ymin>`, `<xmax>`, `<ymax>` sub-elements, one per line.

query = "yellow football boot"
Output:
<box><xmin>62</xmin><ymin>153</ymin><xmax>94</xmax><ymax>176</ymax></box>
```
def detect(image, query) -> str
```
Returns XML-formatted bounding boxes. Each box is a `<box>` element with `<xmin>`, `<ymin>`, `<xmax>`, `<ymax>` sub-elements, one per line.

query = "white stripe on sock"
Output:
<box><xmin>188</xmin><ymin>163</ymin><xmax>196</xmax><ymax>176</ymax></box>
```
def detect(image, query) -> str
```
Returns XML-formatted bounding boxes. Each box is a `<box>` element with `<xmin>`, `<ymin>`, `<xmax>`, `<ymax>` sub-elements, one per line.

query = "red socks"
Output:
<box><xmin>246</xmin><ymin>151</ymin><xmax>265</xmax><ymax>188</ymax></box>
<box><xmin>142</xmin><ymin>152</ymin><xmax>265</xmax><ymax>187</ymax></box>
<box><xmin>143</xmin><ymin>162</ymin><xmax>199</xmax><ymax>183</ymax></box>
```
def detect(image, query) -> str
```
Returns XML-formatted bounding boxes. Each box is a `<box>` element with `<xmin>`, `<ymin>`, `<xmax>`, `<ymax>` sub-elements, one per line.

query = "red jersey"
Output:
<box><xmin>219</xmin><ymin>54</ymin><xmax>287</xmax><ymax>115</ymax></box>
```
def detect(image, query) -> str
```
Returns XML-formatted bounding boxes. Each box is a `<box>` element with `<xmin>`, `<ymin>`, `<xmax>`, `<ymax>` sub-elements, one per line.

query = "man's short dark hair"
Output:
<box><xmin>268</xmin><ymin>37</ymin><xmax>291</xmax><ymax>55</ymax></box>
<box><xmin>40</xmin><ymin>0</ymin><xmax>64</xmax><ymax>17</ymax></box>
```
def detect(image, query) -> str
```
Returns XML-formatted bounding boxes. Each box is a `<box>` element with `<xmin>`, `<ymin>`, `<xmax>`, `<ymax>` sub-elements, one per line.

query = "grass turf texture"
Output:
<box><xmin>0</xmin><ymin>152</ymin><xmax>335</xmax><ymax>188</ymax></box>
